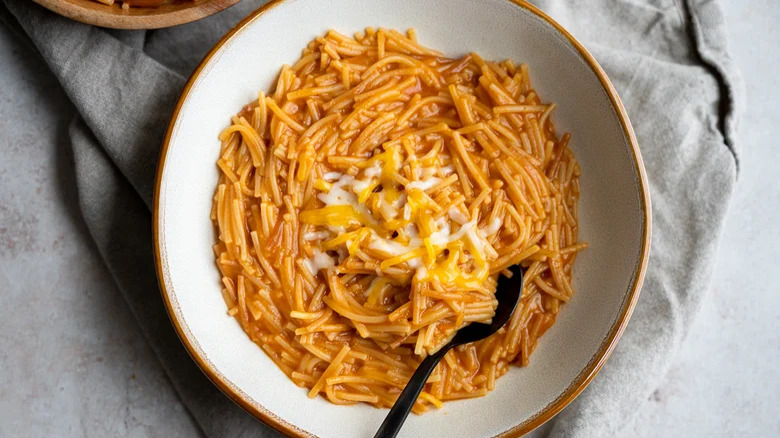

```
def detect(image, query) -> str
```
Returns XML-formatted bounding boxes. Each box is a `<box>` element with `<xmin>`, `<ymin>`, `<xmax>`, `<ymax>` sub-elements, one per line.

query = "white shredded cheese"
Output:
<box><xmin>465</xmin><ymin>225</ymin><xmax>499</xmax><ymax>259</ymax></box>
<box><xmin>308</xmin><ymin>157</ymin><xmax>497</xmax><ymax>278</ymax></box>
<box><xmin>304</xmin><ymin>249</ymin><xmax>336</xmax><ymax>274</ymax></box>
<box><xmin>448</xmin><ymin>208</ymin><xmax>469</xmax><ymax>225</ymax></box>
<box><xmin>361</xmin><ymin>219</ymin><xmax>497</xmax><ymax>274</ymax></box>
<box><xmin>482</xmin><ymin>217</ymin><xmax>503</xmax><ymax>236</ymax></box>
<box><xmin>376</xmin><ymin>198</ymin><xmax>398</xmax><ymax>219</ymax></box>
<box><xmin>364</xmin><ymin>163</ymin><xmax>383</xmax><ymax>178</ymax></box>
<box><xmin>421</xmin><ymin>167</ymin><xmax>438</xmax><ymax>178</ymax></box>
<box><xmin>429</xmin><ymin>220</ymin><xmax>494</xmax><ymax>257</ymax></box>
<box><xmin>303</xmin><ymin>230</ymin><xmax>331</xmax><ymax>241</ymax></box>
<box><xmin>406</xmin><ymin>177</ymin><xmax>441</xmax><ymax>191</ymax></box>
<box><xmin>351</xmin><ymin>163</ymin><xmax>383</xmax><ymax>195</ymax></box>
<box><xmin>316</xmin><ymin>174</ymin><xmax>375</xmax><ymax>226</ymax></box>
<box><xmin>390</xmin><ymin>193</ymin><xmax>407</xmax><ymax>209</ymax></box>
<box><xmin>403</xmin><ymin>223</ymin><xmax>419</xmax><ymax>241</ymax></box>
<box><xmin>368</xmin><ymin>233</ymin><xmax>412</xmax><ymax>257</ymax></box>
<box><xmin>352</xmin><ymin>177</ymin><xmax>374</xmax><ymax>195</ymax></box>
<box><xmin>428</xmin><ymin>222</ymin><xmax>452</xmax><ymax>247</ymax></box>
<box><xmin>317</xmin><ymin>174</ymin><xmax>357</xmax><ymax>206</ymax></box>
<box><xmin>465</xmin><ymin>227</ymin><xmax>486</xmax><ymax>256</ymax></box>
<box><xmin>406</xmin><ymin>257</ymin><xmax>422</xmax><ymax>269</ymax></box>
<box><xmin>415</xmin><ymin>266</ymin><xmax>429</xmax><ymax>281</ymax></box>
<box><xmin>323</xmin><ymin>171</ymin><xmax>342</xmax><ymax>181</ymax></box>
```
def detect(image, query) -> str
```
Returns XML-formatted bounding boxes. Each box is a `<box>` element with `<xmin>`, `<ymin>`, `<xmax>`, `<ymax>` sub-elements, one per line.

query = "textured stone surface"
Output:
<box><xmin>0</xmin><ymin>24</ymin><xmax>201</xmax><ymax>438</ymax></box>
<box><xmin>0</xmin><ymin>0</ymin><xmax>777</xmax><ymax>436</ymax></box>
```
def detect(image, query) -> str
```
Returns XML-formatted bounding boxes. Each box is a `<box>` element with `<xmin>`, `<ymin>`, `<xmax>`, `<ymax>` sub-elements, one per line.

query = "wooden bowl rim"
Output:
<box><xmin>33</xmin><ymin>0</ymin><xmax>241</xmax><ymax>29</ymax></box>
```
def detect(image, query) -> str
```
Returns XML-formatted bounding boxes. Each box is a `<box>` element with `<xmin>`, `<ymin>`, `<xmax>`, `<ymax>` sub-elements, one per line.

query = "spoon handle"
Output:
<box><xmin>373</xmin><ymin>346</ymin><xmax>451</xmax><ymax>438</ymax></box>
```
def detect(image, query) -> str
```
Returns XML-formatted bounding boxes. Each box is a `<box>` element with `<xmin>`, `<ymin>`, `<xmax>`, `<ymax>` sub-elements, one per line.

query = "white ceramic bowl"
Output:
<box><xmin>154</xmin><ymin>0</ymin><xmax>651</xmax><ymax>436</ymax></box>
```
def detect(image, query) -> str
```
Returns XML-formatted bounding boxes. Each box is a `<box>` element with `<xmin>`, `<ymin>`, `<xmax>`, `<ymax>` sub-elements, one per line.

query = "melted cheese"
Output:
<box><xmin>448</xmin><ymin>208</ymin><xmax>469</xmax><ymax>225</ymax></box>
<box><xmin>304</xmin><ymin>249</ymin><xmax>336</xmax><ymax>274</ymax></box>
<box><xmin>317</xmin><ymin>174</ymin><xmax>357</xmax><ymax>206</ymax></box>
<box><xmin>303</xmin><ymin>230</ymin><xmax>331</xmax><ymax>241</ymax></box>
<box><xmin>420</xmin><ymin>167</ymin><xmax>438</xmax><ymax>179</ymax></box>
<box><xmin>368</xmin><ymin>233</ymin><xmax>412</xmax><ymax>257</ymax></box>
<box><xmin>364</xmin><ymin>162</ymin><xmax>383</xmax><ymax>178</ymax></box>
<box><xmin>482</xmin><ymin>217</ymin><xmax>502</xmax><ymax>236</ymax></box>
<box><xmin>406</xmin><ymin>177</ymin><xmax>441</xmax><ymax>191</ymax></box>
<box><xmin>306</xmin><ymin>143</ymin><xmax>496</xmax><ymax>287</ymax></box>
<box><xmin>322</xmin><ymin>171</ymin><xmax>342</xmax><ymax>181</ymax></box>
<box><xmin>308</xmin><ymin>174</ymin><xmax>377</xmax><ymax>228</ymax></box>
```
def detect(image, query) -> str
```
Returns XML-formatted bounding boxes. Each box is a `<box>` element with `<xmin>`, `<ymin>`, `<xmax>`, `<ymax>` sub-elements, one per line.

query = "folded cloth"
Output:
<box><xmin>0</xmin><ymin>0</ymin><xmax>742</xmax><ymax>436</ymax></box>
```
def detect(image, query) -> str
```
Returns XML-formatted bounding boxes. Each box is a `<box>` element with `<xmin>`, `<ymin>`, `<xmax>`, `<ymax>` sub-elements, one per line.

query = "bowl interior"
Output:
<box><xmin>156</xmin><ymin>0</ymin><xmax>649</xmax><ymax>437</ymax></box>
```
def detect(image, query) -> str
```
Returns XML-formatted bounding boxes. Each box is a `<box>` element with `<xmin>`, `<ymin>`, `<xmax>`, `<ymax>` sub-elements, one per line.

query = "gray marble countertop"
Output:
<box><xmin>1</xmin><ymin>1</ymin><xmax>777</xmax><ymax>436</ymax></box>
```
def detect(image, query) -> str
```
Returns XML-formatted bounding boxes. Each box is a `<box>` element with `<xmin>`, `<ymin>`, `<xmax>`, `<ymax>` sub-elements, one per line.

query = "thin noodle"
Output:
<box><xmin>212</xmin><ymin>28</ymin><xmax>584</xmax><ymax>412</ymax></box>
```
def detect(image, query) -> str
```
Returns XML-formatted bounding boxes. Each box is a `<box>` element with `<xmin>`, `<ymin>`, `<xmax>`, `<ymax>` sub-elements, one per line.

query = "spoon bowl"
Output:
<box><xmin>374</xmin><ymin>264</ymin><xmax>525</xmax><ymax>438</ymax></box>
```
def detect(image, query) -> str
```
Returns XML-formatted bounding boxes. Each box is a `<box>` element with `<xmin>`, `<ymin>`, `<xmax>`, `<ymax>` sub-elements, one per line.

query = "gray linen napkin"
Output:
<box><xmin>0</xmin><ymin>0</ymin><xmax>742</xmax><ymax>436</ymax></box>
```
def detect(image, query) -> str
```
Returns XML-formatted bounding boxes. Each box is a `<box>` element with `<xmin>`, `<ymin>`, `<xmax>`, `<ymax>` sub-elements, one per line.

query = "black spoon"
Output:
<box><xmin>373</xmin><ymin>264</ymin><xmax>524</xmax><ymax>438</ymax></box>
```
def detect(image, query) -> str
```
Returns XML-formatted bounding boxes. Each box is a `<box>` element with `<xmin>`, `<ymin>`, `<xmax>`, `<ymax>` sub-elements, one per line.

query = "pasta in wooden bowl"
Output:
<box><xmin>212</xmin><ymin>27</ymin><xmax>586</xmax><ymax>413</ymax></box>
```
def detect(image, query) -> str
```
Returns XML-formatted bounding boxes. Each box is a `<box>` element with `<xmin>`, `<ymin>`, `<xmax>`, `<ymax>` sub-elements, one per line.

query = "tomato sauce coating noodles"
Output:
<box><xmin>211</xmin><ymin>28</ymin><xmax>586</xmax><ymax>413</ymax></box>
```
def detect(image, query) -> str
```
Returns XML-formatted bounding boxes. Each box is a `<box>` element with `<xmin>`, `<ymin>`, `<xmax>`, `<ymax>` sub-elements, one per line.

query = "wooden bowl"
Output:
<box><xmin>33</xmin><ymin>0</ymin><xmax>240</xmax><ymax>29</ymax></box>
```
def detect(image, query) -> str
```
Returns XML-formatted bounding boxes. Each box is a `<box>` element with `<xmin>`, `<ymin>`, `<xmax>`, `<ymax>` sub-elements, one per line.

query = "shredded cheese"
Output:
<box><xmin>304</xmin><ymin>249</ymin><xmax>336</xmax><ymax>274</ymax></box>
<box><xmin>406</xmin><ymin>177</ymin><xmax>442</xmax><ymax>191</ymax></box>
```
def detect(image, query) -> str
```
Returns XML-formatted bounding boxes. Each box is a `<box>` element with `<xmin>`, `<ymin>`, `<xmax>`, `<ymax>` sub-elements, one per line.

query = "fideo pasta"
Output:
<box><xmin>211</xmin><ymin>27</ymin><xmax>585</xmax><ymax>413</ymax></box>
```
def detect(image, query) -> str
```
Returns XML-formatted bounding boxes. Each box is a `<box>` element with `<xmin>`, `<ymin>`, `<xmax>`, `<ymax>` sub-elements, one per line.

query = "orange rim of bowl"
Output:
<box><xmin>153</xmin><ymin>1</ymin><xmax>652</xmax><ymax>436</ymax></box>
<box><xmin>32</xmin><ymin>0</ymin><xmax>242</xmax><ymax>30</ymax></box>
